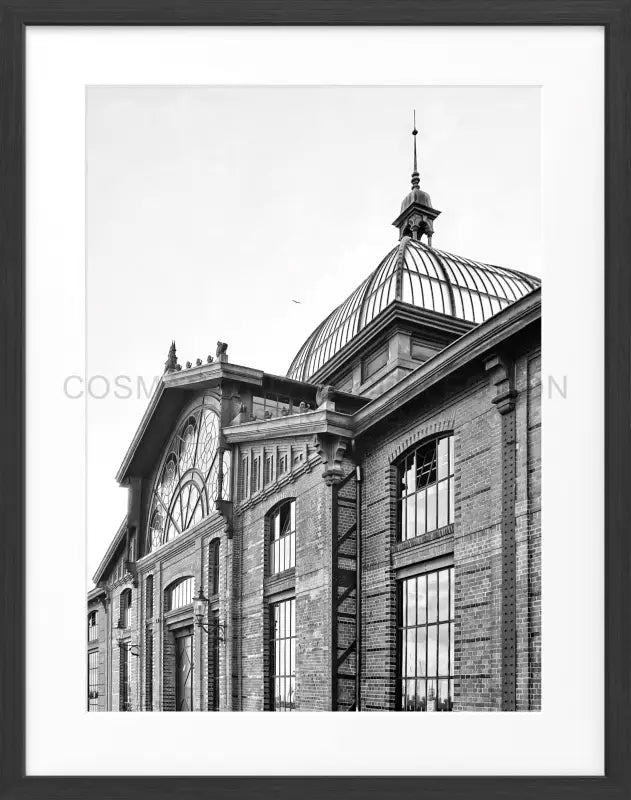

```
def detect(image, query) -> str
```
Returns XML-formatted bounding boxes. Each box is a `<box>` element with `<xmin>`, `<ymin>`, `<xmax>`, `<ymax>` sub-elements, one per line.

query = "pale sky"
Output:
<box><xmin>86</xmin><ymin>86</ymin><xmax>541</xmax><ymax>584</ymax></box>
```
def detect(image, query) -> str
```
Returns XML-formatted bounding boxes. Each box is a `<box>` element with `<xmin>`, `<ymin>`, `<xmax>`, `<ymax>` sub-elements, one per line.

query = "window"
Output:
<box><xmin>209</xmin><ymin>540</ymin><xmax>220</xmax><ymax>596</ymax></box>
<box><xmin>146</xmin><ymin>575</ymin><xmax>154</xmax><ymax>619</ymax></box>
<box><xmin>278</xmin><ymin>452</ymin><xmax>288</xmax><ymax>476</ymax></box>
<box><xmin>145</xmin><ymin>631</ymin><xmax>153</xmax><ymax>711</ymax></box>
<box><xmin>165</xmin><ymin>577</ymin><xmax>194</xmax><ymax>611</ymax></box>
<box><xmin>269</xmin><ymin>501</ymin><xmax>296</xmax><ymax>575</ymax></box>
<box><xmin>146</xmin><ymin>398</ymin><xmax>220</xmax><ymax>553</ymax></box>
<box><xmin>209</xmin><ymin>609</ymin><xmax>220</xmax><ymax>711</ymax></box>
<box><xmin>239</xmin><ymin>456</ymin><xmax>249</xmax><ymax>500</ymax></box>
<box><xmin>362</xmin><ymin>344</ymin><xmax>388</xmax><ymax>382</ymax></box>
<box><xmin>88</xmin><ymin>610</ymin><xmax>98</xmax><ymax>642</ymax></box>
<box><xmin>270</xmin><ymin>597</ymin><xmax>296</xmax><ymax>711</ymax></box>
<box><xmin>398</xmin><ymin>434</ymin><xmax>454</xmax><ymax>541</ymax></box>
<box><xmin>264</xmin><ymin>452</ymin><xmax>274</xmax><ymax>485</ymax></box>
<box><xmin>88</xmin><ymin>651</ymin><xmax>99</xmax><ymax>711</ymax></box>
<box><xmin>120</xmin><ymin>645</ymin><xmax>132</xmax><ymax>711</ymax></box>
<box><xmin>119</xmin><ymin>588</ymin><xmax>132</xmax><ymax>629</ymax></box>
<box><xmin>252</xmin><ymin>393</ymin><xmax>293</xmax><ymax>420</ymax></box>
<box><xmin>251</xmin><ymin>455</ymin><xmax>261</xmax><ymax>494</ymax></box>
<box><xmin>398</xmin><ymin>566</ymin><xmax>455</xmax><ymax>711</ymax></box>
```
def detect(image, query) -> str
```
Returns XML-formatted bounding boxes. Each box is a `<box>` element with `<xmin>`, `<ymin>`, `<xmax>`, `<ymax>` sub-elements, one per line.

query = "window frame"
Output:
<box><xmin>164</xmin><ymin>576</ymin><xmax>195</xmax><ymax>612</ymax></box>
<box><xmin>269</xmin><ymin>596</ymin><xmax>296</xmax><ymax>712</ymax></box>
<box><xmin>267</xmin><ymin>499</ymin><xmax>296</xmax><ymax>576</ymax></box>
<box><xmin>396</xmin><ymin>564</ymin><xmax>455</xmax><ymax>712</ymax></box>
<box><xmin>208</xmin><ymin>539</ymin><xmax>220</xmax><ymax>597</ymax></box>
<box><xmin>87</xmin><ymin>610</ymin><xmax>98</xmax><ymax>642</ymax></box>
<box><xmin>119</xmin><ymin>588</ymin><xmax>132</xmax><ymax>630</ymax></box>
<box><xmin>397</xmin><ymin>434</ymin><xmax>455</xmax><ymax>542</ymax></box>
<box><xmin>87</xmin><ymin>650</ymin><xmax>99</xmax><ymax>712</ymax></box>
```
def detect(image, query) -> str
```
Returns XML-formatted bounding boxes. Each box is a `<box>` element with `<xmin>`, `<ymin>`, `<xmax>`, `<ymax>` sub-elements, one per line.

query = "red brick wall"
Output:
<box><xmin>356</xmin><ymin>339</ymin><xmax>542</xmax><ymax>711</ymax></box>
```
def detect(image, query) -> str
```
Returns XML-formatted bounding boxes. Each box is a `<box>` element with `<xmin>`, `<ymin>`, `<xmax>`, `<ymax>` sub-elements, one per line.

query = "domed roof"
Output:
<box><xmin>287</xmin><ymin>237</ymin><xmax>540</xmax><ymax>382</ymax></box>
<box><xmin>401</xmin><ymin>187</ymin><xmax>432</xmax><ymax>211</ymax></box>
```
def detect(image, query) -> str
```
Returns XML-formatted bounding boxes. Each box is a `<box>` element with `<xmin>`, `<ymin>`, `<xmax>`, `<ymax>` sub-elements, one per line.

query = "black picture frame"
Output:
<box><xmin>0</xmin><ymin>2</ymin><xmax>628</xmax><ymax>798</ymax></box>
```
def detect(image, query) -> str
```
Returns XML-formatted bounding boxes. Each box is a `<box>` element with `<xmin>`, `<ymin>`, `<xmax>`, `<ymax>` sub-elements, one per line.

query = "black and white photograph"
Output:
<box><xmin>85</xmin><ymin>86</ymin><xmax>542</xmax><ymax>713</ymax></box>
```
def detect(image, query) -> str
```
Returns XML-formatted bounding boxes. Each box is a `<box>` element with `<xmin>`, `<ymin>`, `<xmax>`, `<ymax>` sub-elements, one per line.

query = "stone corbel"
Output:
<box><xmin>314</xmin><ymin>433</ymin><xmax>349</xmax><ymax>486</ymax></box>
<box><xmin>485</xmin><ymin>353</ymin><xmax>517</xmax><ymax>415</ymax></box>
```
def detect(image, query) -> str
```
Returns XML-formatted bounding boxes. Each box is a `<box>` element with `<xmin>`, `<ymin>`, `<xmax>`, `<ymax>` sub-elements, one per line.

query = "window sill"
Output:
<box><xmin>394</xmin><ymin>523</ymin><xmax>454</xmax><ymax>553</ymax></box>
<box><xmin>264</xmin><ymin>568</ymin><xmax>296</xmax><ymax>599</ymax></box>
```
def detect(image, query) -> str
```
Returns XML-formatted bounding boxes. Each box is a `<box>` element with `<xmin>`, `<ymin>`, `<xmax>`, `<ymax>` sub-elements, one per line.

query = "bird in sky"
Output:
<box><xmin>291</xmin><ymin>299</ymin><xmax>302</xmax><ymax>304</ymax></box>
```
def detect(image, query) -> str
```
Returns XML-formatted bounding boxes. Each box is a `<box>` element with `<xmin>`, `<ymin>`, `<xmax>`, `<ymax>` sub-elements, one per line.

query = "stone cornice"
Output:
<box><xmin>308</xmin><ymin>300</ymin><xmax>473</xmax><ymax>385</ymax></box>
<box><xmin>223</xmin><ymin>408</ymin><xmax>355</xmax><ymax>445</ymax></box>
<box><xmin>352</xmin><ymin>289</ymin><xmax>540</xmax><ymax>436</ymax></box>
<box><xmin>220</xmin><ymin>291</ymin><xmax>540</xmax><ymax>447</ymax></box>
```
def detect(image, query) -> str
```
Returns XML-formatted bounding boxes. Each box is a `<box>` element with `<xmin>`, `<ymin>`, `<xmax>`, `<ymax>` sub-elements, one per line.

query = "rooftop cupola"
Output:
<box><xmin>392</xmin><ymin>113</ymin><xmax>441</xmax><ymax>246</ymax></box>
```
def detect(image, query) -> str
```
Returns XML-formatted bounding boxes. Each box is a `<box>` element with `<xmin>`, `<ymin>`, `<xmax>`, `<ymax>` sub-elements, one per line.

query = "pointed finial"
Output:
<box><xmin>164</xmin><ymin>340</ymin><xmax>178</xmax><ymax>373</ymax></box>
<box><xmin>411</xmin><ymin>110</ymin><xmax>420</xmax><ymax>189</ymax></box>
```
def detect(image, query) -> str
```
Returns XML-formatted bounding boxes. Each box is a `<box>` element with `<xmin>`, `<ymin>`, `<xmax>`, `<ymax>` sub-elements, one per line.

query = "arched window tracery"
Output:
<box><xmin>146</xmin><ymin>398</ymin><xmax>223</xmax><ymax>554</ymax></box>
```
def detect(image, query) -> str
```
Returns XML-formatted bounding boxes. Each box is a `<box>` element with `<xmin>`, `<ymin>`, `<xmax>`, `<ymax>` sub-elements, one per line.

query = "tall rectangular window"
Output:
<box><xmin>269</xmin><ymin>501</ymin><xmax>296</xmax><ymax>575</ymax></box>
<box><xmin>146</xmin><ymin>575</ymin><xmax>154</xmax><ymax>619</ymax></box>
<box><xmin>119</xmin><ymin>589</ymin><xmax>132</xmax><ymax>629</ymax></box>
<box><xmin>145</xmin><ymin>631</ymin><xmax>153</xmax><ymax>711</ymax></box>
<box><xmin>264</xmin><ymin>452</ymin><xmax>274</xmax><ymax>485</ymax></box>
<box><xmin>119</xmin><ymin>645</ymin><xmax>132</xmax><ymax>711</ymax></box>
<box><xmin>398</xmin><ymin>435</ymin><xmax>455</xmax><ymax>541</ymax></box>
<box><xmin>398</xmin><ymin>566</ymin><xmax>455</xmax><ymax>711</ymax></box>
<box><xmin>251</xmin><ymin>455</ymin><xmax>261</xmax><ymax>494</ymax></box>
<box><xmin>210</xmin><ymin>609</ymin><xmax>220</xmax><ymax>711</ymax></box>
<box><xmin>88</xmin><ymin>611</ymin><xmax>98</xmax><ymax>642</ymax></box>
<box><xmin>270</xmin><ymin>597</ymin><xmax>296</xmax><ymax>711</ymax></box>
<box><xmin>209</xmin><ymin>540</ymin><xmax>220</xmax><ymax>596</ymax></box>
<box><xmin>239</xmin><ymin>456</ymin><xmax>249</xmax><ymax>500</ymax></box>
<box><xmin>88</xmin><ymin>651</ymin><xmax>99</xmax><ymax>711</ymax></box>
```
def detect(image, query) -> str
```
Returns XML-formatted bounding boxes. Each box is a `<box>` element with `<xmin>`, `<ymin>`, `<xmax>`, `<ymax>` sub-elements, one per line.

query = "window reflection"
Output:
<box><xmin>87</xmin><ymin>651</ymin><xmax>99</xmax><ymax>711</ymax></box>
<box><xmin>270</xmin><ymin>597</ymin><xmax>296</xmax><ymax>711</ymax></box>
<box><xmin>269</xmin><ymin>501</ymin><xmax>296</xmax><ymax>575</ymax></box>
<box><xmin>398</xmin><ymin>435</ymin><xmax>455</xmax><ymax>541</ymax></box>
<box><xmin>398</xmin><ymin>567</ymin><xmax>455</xmax><ymax>711</ymax></box>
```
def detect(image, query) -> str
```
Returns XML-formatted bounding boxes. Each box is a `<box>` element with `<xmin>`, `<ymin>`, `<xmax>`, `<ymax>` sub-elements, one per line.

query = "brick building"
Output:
<box><xmin>87</xmin><ymin>133</ymin><xmax>541</xmax><ymax>712</ymax></box>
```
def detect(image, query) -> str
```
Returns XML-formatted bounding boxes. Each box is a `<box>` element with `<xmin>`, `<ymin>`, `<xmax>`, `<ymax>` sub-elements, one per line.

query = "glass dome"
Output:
<box><xmin>287</xmin><ymin>237</ymin><xmax>540</xmax><ymax>382</ymax></box>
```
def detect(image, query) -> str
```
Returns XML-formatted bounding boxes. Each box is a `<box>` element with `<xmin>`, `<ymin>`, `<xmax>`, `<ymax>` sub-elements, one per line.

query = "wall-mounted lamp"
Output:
<box><xmin>114</xmin><ymin>620</ymin><xmax>140</xmax><ymax>657</ymax></box>
<box><xmin>193</xmin><ymin>588</ymin><xmax>227</xmax><ymax>643</ymax></box>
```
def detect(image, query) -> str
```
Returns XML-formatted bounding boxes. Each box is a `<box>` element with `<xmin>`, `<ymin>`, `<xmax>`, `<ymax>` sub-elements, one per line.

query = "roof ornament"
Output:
<box><xmin>392</xmin><ymin>112</ymin><xmax>440</xmax><ymax>246</ymax></box>
<box><xmin>164</xmin><ymin>340</ymin><xmax>179</xmax><ymax>373</ymax></box>
<box><xmin>411</xmin><ymin>110</ymin><xmax>420</xmax><ymax>190</ymax></box>
<box><xmin>216</xmin><ymin>341</ymin><xmax>228</xmax><ymax>362</ymax></box>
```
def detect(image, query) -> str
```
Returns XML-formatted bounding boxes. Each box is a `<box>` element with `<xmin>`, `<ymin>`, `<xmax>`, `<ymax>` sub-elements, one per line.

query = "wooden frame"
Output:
<box><xmin>1</xmin><ymin>2</ymin><xmax>629</xmax><ymax>797</ymax></box>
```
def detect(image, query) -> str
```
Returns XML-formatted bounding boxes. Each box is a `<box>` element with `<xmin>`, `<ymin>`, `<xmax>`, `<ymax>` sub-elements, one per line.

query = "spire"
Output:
<box><xmin>411</xmin><ymin>110</ymin><xmax>420</xmax><ymax>189</ymax></box>
<box><xmin>392</xmin><ymin>114</ymin><xmax>440</xmax><ymax>246</ymax></box>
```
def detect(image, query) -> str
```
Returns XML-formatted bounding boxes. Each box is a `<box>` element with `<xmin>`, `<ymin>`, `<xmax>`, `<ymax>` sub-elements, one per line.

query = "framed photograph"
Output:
<box><xmin>1</xmin><ymin>2</ymin><xmax>629</xmax><ymax>798</ymax></box>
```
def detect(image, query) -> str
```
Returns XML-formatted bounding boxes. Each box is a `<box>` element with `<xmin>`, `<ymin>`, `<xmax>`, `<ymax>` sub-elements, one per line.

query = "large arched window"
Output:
<box><xmin>146</xmin><ymin>398</ymin><xmax>224</xmax><ymax>553</ymax></box>
<box><xmin>398</xmin><ymin>434</ymin><xmax>454</xmax><ymax>541</ymax></box>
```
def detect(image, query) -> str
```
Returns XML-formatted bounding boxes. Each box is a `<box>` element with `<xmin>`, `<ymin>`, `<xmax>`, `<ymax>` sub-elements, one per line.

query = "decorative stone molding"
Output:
<box><xmin>485</xmin><ymin>353</ymin><xmax>517</xmax><ymax>415</ymax></box>
<box><xmin>315</xmin><ymin>384</ymin><xmax>336</xmax><ymax>410</ymax></box>
<box><xmin>314</xmin><ymin>433</ymin><xmax>349</xmax><ymax>486</ymax></box>
<box><xmin>388</xmin><ymin>417</ymin><xmax>455</xmax><ymax>463</ymax></box>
